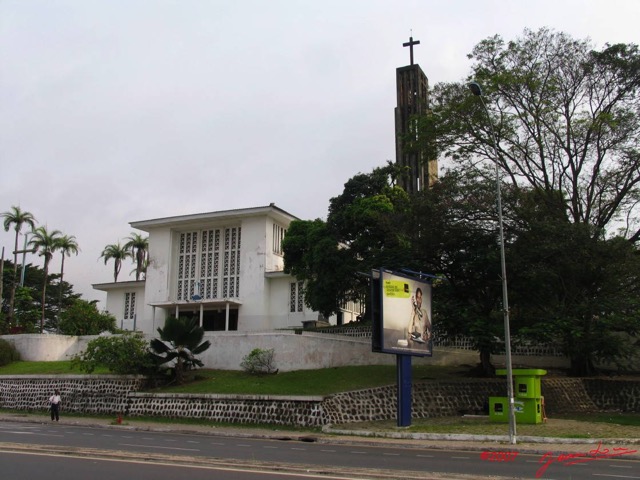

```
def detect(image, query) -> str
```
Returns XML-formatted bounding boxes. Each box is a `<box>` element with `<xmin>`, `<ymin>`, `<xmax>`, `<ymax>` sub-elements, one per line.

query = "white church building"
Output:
<box><xmin>93</xmin><ymin>204</ymin><xmax>361</xmax><ymax>335</ymax></box>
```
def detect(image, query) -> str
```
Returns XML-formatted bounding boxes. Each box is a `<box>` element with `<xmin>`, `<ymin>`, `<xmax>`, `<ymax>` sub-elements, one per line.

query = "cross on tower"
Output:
<box><xmin>403</xmin><ymin>36</ymin><xmax>420</xmax><ymax>65</ymax></box>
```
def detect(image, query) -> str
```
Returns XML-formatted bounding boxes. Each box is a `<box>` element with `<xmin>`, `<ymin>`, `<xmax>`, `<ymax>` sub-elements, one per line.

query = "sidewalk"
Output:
<box><xmin>1</xmin><ymin>411</ymin><xmax>638</xmax><ymax>460</ymax></box>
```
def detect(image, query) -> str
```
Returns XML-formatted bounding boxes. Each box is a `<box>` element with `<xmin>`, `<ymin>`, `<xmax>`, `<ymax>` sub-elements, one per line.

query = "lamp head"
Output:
<box><xmin>468</xmin><ymin>81</ymin><xmax>483</xmax><ymax>97</ymax></box>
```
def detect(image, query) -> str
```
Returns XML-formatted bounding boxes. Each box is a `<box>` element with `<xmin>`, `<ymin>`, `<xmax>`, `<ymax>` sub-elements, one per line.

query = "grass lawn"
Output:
<box><xmin>0</xmin><ymin>361</ymin><xmax>110</xmax><ymax>375</ymax></box>
<box><xmin>0</xmin><ymin>362</ymin><xmax>471</xmax><ymax>395</ymax></box>
<box><xmin>157</xmin><ymin>364</ymin><xmax>473</xmax><ymax>395</ymax></box>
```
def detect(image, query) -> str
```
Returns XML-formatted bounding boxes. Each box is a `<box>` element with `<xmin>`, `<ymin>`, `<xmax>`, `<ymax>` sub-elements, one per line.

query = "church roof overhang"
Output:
<box><xmin>264</xmin><ymin>270</ymin><xmax>293</xmax><ymax>278</ymax></box>
<box><xmin>148</xmin><ymin>299</ymin><xmax>243</xmax><ymax>309</ymax></box>
<box><xmin>92</xmin><ymin>280</ymin><xmax>146</xmax><ymax>291</ymax></box>
<box><xmin>130</xmin><ymin>204</ymin><xmax>298</xmax><ymax>232</ymax></box>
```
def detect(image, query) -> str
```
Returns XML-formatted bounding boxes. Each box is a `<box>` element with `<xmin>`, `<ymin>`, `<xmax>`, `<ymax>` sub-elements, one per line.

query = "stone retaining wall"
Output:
<box><xmin>322</xmin><ymin>380</ymin><xmax>505</xmax><ymax>424</ymax></box>
<box><xmin>539</xmin><ymin>378</ymin><xmax>599</xmax><ymax>414</ymax></box>
<box><xmin>126</xmin><ymin>393</ymin><xmax>326</xmax><ymax>427</ymax></box>
<box><xmin>0</xmin><ymin>375</ymin><xmax>147</xmax><ymax>415</ymax></box>
<box><xmin>583</xmin><ymin>379</ymin><xmax>640</xmax><ymax>412</ymax></box>
<box><xmin>1</xmin><ymin>376</ymin><xmax>638</xmax><ymax>427</ymax></box>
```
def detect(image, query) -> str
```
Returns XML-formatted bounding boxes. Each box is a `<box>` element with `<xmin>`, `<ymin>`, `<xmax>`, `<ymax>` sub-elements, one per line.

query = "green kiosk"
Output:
<box><xmin>489</xmin><ymin>369</ymin><xmax>546</xmax><ymax>424</ymax></box>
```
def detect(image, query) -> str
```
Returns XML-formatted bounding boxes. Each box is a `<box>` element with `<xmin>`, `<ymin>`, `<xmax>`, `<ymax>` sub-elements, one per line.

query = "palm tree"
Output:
<box><xmin>29</xmin><ymin>226</ymin><xmax>62</xmax><ymax>332</ymax></box>
<box><xmin>124</xmin><ymin>232</ymin><xmax>149</xmax><ymax>281</ymax></box>
<box><xmin>55</xmin><ymin>234</ymin><xmax>80</xmax><ymax>314</ymax></box>
<box><xmin>100</xmin><ymin>242</ymin><xmax>131</xmax><ymax>282</ymax></box>
<box><xmin>149</xmin><ymin>316</ymin><xmax>211</xmax><ymax>385</ymax></box>
<box><xmin>1</xmin><ymin>206</ymin><xmax>37</xmax><ymax>326</ymax></box>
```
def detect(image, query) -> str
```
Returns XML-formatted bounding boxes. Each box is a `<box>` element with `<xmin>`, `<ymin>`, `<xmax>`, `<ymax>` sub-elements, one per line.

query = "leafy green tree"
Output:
<box><xmin>1</xmin><ymin>206</ymin><xmax>37</xmax><ymax>327</ymax></box>
<box><xmin>29</xmin><ymin>226</ymin><xmax>62</xmax><ymax>332</ymax></box>
<box><xmin>124</xmin><ymin>232</ymin><xmax>148</xmax><ymax>281</ymax></box>
<box><xmin>284</xmin><ymin>164</ymin><xmax>412</xmax><ymax>318</ymax></box>
<box><xmin>12</xmin><ymin>286</ymin><xmax>41</xmax><ymax>333</ymax></box>
<box><xmin>415</xmin><ymin>28</ymin><xmax>640</xmax><ymax>242</ymax></box>
<box><xmin>409</xmin><ymin>28</ymin><xmax>640</xmax><ymax>376</ymax></box>
<box><xmin>508</xmin><ymin>188</ymin><xmax>640</xmax><ymax>375</ymax></box>
<box><xmin>58</xmin><ymin>298</ymin><xmax>117</xmax><ymax>335</ymax></box>
<box><xmin>55</xmin><ymin>234</ymin><xmax>79</xmax><ymax>316</ymax></box>
<box><xmin>149</xmin><ymin>316</ymin><xmax>211</xmax><ymax>385</ymax></box>
<box><xmin>100</xmin><ymin>242</ymin><xmax>131</xmax><ymax>282</ymax></box>
<box><xmin>72</xmin><ymin>332</ymin><xmax>154</xmax><ymax>374</ymax></box>
<box><xmin>409</xmin><ymin>171</ymin><xmax>514</xmax><ymax>375</ymax></box>
<box><xmin>283</xmin><ymin>219</ymin><xmax>355</xmax><ymax>318</ymax></box>
<box><xmin>330</xmin><ymin>175</ymin><xmax>412</xmax><ymax>268</ymax></box>
<box><xmin>1</xmin><ymin>260</ymin><xmax>80</xmax><ymax>332</ymax></box>
<box><xmin>410</xmin><ymin>172</ymin><xmax>640</xmax><ymax>376</ymax></box>
<box><xmin>27</xmin><ymin>267</ymin><xmax>78</xmax><ymax>332</ymax></box>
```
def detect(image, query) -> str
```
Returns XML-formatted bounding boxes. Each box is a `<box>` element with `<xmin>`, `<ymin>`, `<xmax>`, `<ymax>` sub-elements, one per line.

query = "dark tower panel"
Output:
<box><xmin>395</xmin><ymin>37</ymin><xmax>438</xmax><ymax>193</ymax></box>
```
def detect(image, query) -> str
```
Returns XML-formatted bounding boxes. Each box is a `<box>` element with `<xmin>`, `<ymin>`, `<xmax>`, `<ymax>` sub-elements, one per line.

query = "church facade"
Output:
<box><xmin>93</xmin><ymin>38</ymin><xmax>429</xmax><ymax>335</ymax></box>
<box><xmin>93</xmin><ymin>204</ymin><xmax>361</xmax><ymax>334</ymax></box>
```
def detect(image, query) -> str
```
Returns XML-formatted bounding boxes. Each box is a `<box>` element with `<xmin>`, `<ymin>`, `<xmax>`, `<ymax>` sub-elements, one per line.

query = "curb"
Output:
<box><xmin>322</xmin><ymin>425</ymin><xmax>640</xmax><ymax>445</ymax></box>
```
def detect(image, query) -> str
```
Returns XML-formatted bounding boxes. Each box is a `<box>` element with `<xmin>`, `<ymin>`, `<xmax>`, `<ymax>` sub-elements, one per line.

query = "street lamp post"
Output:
<box><xmin>12</xmin><ymin>235</ymin><xmax>37</xmax><ymax>329</ymax></box>
<box><xmin>20</xmin><ymin>233</ymin><xmax>31</xmax><ymax>287</ymax></box>
<box><xmin>468</xmin><ymin>81</ymin><xmax>517</xmax><ymax>445</ymax></box>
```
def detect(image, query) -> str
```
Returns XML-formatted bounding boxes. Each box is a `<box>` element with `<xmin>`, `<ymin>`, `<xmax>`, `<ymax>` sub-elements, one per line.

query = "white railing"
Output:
<box><xmin>306</xmin><ymin>325</ymin><xmax>565</xmax><ymax>357</ymax></box>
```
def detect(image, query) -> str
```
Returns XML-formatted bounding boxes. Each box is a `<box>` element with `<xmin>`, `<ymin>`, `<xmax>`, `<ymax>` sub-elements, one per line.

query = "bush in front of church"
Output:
<box><xmin>59</xmin><ymin>299</ymin><xmax>117</xmax><ymax>336</ymax></box>
<box><xmin>0</xmin><ymin>338</ymin><xmax>21</xmax><ymax>366</ymax></box>
<box><xmin>71</xmin><ymin>332</ymin><xmax>155</xmax><ymax>374</ymax></box>
<box><xmin>240</xmin><ymin>348</ymin><xmax>277</xmax><ymax>375</ymax></box>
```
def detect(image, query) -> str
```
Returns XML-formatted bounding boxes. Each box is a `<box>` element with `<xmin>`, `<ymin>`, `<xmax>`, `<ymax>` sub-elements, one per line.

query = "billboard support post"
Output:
<box><xmin>397</xmin><ymin>354</ymin><xmax>412</xmax><ymax>427</ymax></box>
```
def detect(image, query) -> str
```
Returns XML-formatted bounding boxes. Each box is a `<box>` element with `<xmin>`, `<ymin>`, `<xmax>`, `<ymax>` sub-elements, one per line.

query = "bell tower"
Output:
<box><xmin>395</xmin><ymin>36</ymin><xmax>437</xmax><ymax>193</ymax></box>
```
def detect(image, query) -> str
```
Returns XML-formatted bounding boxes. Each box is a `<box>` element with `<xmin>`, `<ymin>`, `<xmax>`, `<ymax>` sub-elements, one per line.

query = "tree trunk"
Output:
<box><xmin>58</xmin><ymin>255</ymin><xmax>66</xmax><ymax>318</ymax></box>
<box><xmin>175</xmin><ymin>355</ymin><xmax>184</xmax><ymax>385</ymax></box>
<box><xmin>479</xmin><ymin>348</ymin><xmax>496</xmax><ymax>377</ymax></box>
<box><xmin>8</xmin><ymin>232</ymin><xmax>20</xmax><ymax>327</ymax></box>
<box><xmin>570</xmin><ymin>355</ymin><xmax>596</xmax><ymax>377</ymax></box>
<box><xmin>136</xmin><ymin>249</ymin><xmax>144</xmax><ymax>281</ymax></box>
<box><xmin>40</xmin><ymin>259</ymin><xmax>49</xmax><ymax>333</ymax></box>
<box><xmin>114</xmin><ymin>259</ymin><xmax>120</xmax><ymax>282</ymax></box>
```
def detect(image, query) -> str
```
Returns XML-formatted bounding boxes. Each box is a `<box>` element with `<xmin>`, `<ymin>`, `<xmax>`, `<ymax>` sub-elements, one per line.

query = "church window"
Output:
<box><xmin>177</xmin><ymin>227</ymin><xmax>241</xmax><ymax>301</ymax></box>
<box><xmin>273</xmin><ymin>224</ymin><xmax>286</xmax><ymax>255</ymax></box>
<box><xmin>290</xmin><ymin>281</ymin><xmax>304</xmax><ymax>313</ymax></box>
<box><xmin>177</xmin><ymin>231</ymin><xmax>198</xmax><ymax>301</ymax></box>
<box><xmin>124</xmin><ymin>292</ymin><xmax>136</xmax><ymax>320</ymax></box>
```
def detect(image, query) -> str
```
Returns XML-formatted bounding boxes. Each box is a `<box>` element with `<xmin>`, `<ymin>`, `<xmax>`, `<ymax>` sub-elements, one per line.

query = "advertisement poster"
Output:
<box><xmin>380</xmin><ymin>270</ymin><xmax>432</xmax><ymax>356</ymax></box>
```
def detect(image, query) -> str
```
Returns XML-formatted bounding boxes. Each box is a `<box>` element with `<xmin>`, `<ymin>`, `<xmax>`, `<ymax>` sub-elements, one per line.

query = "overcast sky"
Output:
<box><xmin>1</xmin><ymin>0</ymin><xmax>639</xmax><ymax>306</ymax></box>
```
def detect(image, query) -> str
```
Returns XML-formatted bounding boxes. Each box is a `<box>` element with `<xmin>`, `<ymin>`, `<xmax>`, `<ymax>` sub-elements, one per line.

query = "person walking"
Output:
<box><xmin>49</xmin><ymin>389</ymin><xmax>61</xmax><ymax>421</ymax></box>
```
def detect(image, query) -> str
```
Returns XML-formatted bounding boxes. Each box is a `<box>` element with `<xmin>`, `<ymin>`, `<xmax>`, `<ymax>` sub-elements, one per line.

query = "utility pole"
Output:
<box><xmin>468</xmin><ymin>81</ymin><xmax>517</xmax><ymax>444</ymax></box>
<box><xmin>20</xmin><ymin>234</ymin><xmax>30</xmax><ymax>286</ymax></box>
<box><xmin>0</xmin><ymin>247</ymin><xmax>4</xmax><ymax>305</ymax></box>
<box><xmin>11</xmin><ymin>244</ymin><xmax>37</xmax><ymax>327</ymax></box>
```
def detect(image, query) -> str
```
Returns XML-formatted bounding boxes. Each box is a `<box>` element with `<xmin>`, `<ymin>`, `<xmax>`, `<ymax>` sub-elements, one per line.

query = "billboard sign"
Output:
<box><xmin>372</xmin><ymin>269</ymin><xmax>432</xmax><ymax>357</ymax></box>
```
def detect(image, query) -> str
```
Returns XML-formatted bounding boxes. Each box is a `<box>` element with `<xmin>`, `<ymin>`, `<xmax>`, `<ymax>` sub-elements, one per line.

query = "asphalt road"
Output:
<box><xmin>0</xmin><ymin>420</ymin><xmax>638</xmax><ymax>479</ymax></box>
<box><xmin>0</xmin><ymin>451</ymin><xmax>379</xmax><ymax>480</ymax></box>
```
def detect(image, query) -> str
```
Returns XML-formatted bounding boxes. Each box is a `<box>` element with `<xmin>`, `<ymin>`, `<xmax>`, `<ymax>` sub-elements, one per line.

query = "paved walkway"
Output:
<box><xmin>1</xmin><ymin>411</ymin><xmax>638</xmax><ymax>461</ymax></box>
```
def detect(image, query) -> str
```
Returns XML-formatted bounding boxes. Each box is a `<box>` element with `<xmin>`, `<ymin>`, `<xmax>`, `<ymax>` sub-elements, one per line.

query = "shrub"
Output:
<box><xmin>149</xmin><ymin>316</ymin><xmax>211</xmax><ymax>385</ymax></box>
<box><xmin>59</xmin><ymin>299</ymin><xmax>117</xmax><ymax>336</ymax></box>
<box><xmin>240</xmin><ymin>348</ymin><xmax>277</xmax><ymax>375</ymax></box>
<box><xmin>72</xmin><ymin>332</ymin><xmax>154</xmax><ymax>374</ymax></box>
<box><xmin>0</xmin><ymin>338</ymin><xmax>21</xmax><ymax>366</ymax></box>
<box><xmin>0</xmin><ymin>312</ymin><xmax>6</xmax><ymax>335</ymax></box>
